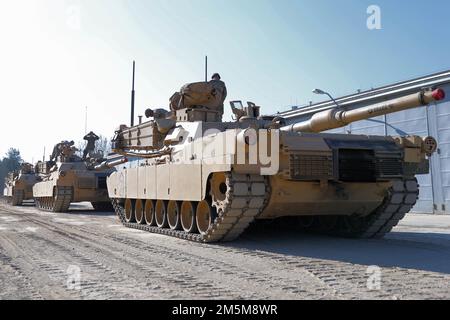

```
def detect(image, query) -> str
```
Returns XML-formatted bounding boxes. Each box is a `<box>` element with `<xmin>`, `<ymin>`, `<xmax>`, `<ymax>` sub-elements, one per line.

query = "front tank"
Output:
<box><xmin>107</xmin><ymin>78</ymin><xmax>442</xmax><ymax>242</ymax></box>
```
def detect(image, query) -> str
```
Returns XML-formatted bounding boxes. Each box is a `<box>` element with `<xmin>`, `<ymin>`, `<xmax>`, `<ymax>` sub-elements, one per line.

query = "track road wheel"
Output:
<box><xmin>181</xmin><ymin>201</ymin><xmax>197</xmax><ymax>233</ymax></box>
<box><xmin>124</xmin><ymin>199</ymin><xmax>136</xmax><ymax>223</ymax></box>
<box><xmin>209</xmin><ymin>172</ymin><xmax>229</xmax><ymax>213</ymax></box>
<box><xmin>155</xmin><ymin>200</ymin><xmax>168</xmax><ymax>228</ymax></box>
<box><xmin>167</xmin><ymin>201</ymin><xmax>182</xmax><ymax>230</ymax></box>
<box><xmin>144</xmin><ymin>200</ymin><xmax>156</xmax><ymax>226</ymax></box>
<box><xmin>196</xmin><ymin>200</ymin><xmax>216</xmax><ymax>235</ymax></box>
<box><xmin>298</xmin><ymin>216</ymin><xmax>315</xmax><ymax>229</ymax></box>
<box><xmin>135</xmin><ymin>199</ymin><xmax>145</xmax><ymax>224</ymax></box>
<box><xmin>50</xmin><ymin>194</ymin><xmax>59</xmax><ymax>212</ymax></box>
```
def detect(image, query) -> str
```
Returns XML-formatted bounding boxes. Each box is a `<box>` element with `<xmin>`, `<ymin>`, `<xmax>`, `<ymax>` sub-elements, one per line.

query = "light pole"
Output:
<box><xmin>312</xmin><ymin>88</ymin><xmax>340</xmax><ymax>108</ymax></box>
<box><xmin>313</xmin><ymin>89</ymin><xmax>351</xmax><ymax>133</ymax></box>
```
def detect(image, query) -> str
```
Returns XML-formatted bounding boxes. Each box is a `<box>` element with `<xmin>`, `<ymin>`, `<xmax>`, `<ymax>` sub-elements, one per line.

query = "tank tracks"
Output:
<box><xmin>10</xmin><ymin>190</ymin><xmax>24</xmax><ymax>206</ymax></box>
<box><xmin>91</xmin><ymin>202</ymin><xmax>114</xmax><ymax>212</ymax></box>
<box><xmin>112</xmin><ymin>173</ymin><xmax>271</xmax><ymax>243</ymax></box>
<box><xmin>251</xmin><ymin>178</ymin><xmax>419</xmax><ymax>240</ymax></box>
<box><xmin>329</xmin><ymin>178</ymin><xmax>419</xmax><ymax>238</ymax></box>
<box><xmin>35</xmin><ymin>187</ymin><xmax>72</xmax><ymax>213</ymax></box>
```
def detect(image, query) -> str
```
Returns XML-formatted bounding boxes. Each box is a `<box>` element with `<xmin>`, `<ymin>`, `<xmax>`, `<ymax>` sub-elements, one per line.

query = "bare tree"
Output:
<box><xmin>95</xmin><ymin>135</ymin><xmax>112</xmax><ymax>155</ymax></box>
<box><xmin>75</xmin><ymin>134</ymin><xmax>112</xmax><ymax>158</ymax></box>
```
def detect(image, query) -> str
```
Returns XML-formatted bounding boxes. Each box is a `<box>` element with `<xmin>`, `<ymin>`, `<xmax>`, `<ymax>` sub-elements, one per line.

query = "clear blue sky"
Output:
<box><xmin>1</xmin><ymin>0</ymin><xmax>450</xmax><ymax>161</ymax></box>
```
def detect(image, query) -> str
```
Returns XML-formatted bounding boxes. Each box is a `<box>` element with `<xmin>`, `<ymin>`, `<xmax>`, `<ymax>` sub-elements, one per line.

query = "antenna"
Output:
<box><xmin>131</xmin><ymin>61</ymin><xmax>136</xmax><ymax>127</ymax></box>
<box><xmin>205</xmin><ymin>56</ymin><xmax>208</xmax><ymax>82</ymax></box>
<box><xmin>84</xmin><ymin>106</ymin><xmax>88</xmax><ymax>134</ymax></box>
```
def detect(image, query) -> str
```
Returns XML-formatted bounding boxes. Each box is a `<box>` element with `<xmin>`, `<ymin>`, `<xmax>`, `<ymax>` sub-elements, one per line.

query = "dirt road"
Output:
<box><xmin>0</xmin><ymin>200</ymin><xmax>449</xmax><ymax>300</ymax></box>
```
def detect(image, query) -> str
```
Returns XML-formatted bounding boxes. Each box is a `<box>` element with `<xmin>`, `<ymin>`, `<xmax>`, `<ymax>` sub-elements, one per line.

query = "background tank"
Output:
<box><xmin>107</xmin><ymin>76</ymin><xmax>443</xmax><ymax>242</ymax></box>
<box><xmin>32</xmin><ymin>137</ymin><xmax>125</xmax><ymax>212</ymax></box>
<box><xmin>4</xmin><ymin>163</ymin><xmax>40</xmax><ymax>206</ymax></box>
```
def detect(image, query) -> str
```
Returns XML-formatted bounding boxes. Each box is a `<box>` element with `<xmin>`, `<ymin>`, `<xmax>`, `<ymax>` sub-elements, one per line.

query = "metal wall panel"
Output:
<box><xmin>433</xmin><ymin>84</ymin><xmax>450</xmax><ymax>213</ymax></box>
<box><xmin>347</xmin><ymin>116</ymin><xmax>386</xmax><ymax>136</ymax></box>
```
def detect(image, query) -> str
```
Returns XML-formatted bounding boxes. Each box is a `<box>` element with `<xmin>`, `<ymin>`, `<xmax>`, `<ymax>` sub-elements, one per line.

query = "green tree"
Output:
<box><xmin>3</xmin><ymin>148</ymin><xmax>23</xmax><ymax>171</ymax></box>
<box><xmin>0</xmin><ymin>148</ymin><xmax>23</xmax><ymax>190</ymax></box>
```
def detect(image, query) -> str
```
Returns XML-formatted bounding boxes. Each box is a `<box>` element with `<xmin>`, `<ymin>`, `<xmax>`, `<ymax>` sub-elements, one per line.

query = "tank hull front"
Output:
<box><xmin>258</xmin><ymin>176</ymin><xmax>390</xmax><ymax>219</ymax></box>
<box><xmin>33</xmin><ymin>170</ymin><xmax>110</xmax><ymax>204</ymax></box>
<box><xmin>5</xmin><ymin>177</ymin><xmax>37</xmax><ymax>204</ymax></box>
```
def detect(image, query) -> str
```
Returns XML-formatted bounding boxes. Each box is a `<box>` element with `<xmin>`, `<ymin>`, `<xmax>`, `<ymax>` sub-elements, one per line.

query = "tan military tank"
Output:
<box><xmin>107</xmin><ymin>77</ymin><xmax>444</xmax><ymax>242</ymax></box>
<box><xmin>33</xmin><ymin>138</ymin><xmax>126</xmax><ymax>212</ymax></box>
<box><xmin>4</xmin><ymin>163</ymin><xmax>40</xmax><ymax>206</ymax></box>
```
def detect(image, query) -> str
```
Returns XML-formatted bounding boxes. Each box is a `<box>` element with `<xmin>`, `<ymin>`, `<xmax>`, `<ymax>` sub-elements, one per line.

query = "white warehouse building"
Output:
<box><xmin>278</xmin><ymin>70</ymin><xmax>450</xmax><ymax>214</ymax></box>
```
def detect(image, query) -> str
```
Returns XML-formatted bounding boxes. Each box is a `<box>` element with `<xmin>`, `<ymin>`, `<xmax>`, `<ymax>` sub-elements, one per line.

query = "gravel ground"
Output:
<box><xmin>0</xmin><ymin>199</ymin><xmax>449</xmax><ymax>300</ymax></box>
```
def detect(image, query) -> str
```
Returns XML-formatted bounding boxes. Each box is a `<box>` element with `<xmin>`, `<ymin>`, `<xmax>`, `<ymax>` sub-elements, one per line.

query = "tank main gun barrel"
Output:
<box><xmin>94</xmin><ymin>157</ymin><xmax>128</xmax><ymax>171</ymax></box>
<box><xmin>282</xmin><ymin>88</ymin><xmax>446</xmax><ymax>133</ymax></box>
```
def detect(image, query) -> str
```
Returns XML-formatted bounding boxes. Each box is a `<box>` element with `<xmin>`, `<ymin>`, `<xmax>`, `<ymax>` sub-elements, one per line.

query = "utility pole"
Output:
<box><xmin>131</xmin><ymin>61</ymin><xmax>136</xmax><ymax>127</ymax></box>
